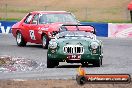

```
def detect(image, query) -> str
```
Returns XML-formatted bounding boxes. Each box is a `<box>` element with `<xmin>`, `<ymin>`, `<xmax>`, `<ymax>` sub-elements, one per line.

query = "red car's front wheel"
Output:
<box><xmin>16</xmin><ymin>32</ymin><xmax>27</xmax><ymax>46</ymax></box>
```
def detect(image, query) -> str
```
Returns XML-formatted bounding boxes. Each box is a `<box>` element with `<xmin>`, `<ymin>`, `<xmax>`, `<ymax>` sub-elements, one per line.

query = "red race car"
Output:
<box><xmin>12</xmin><ymin>11</ymin><xmax>95</xmax><ymax>48</ymax></box>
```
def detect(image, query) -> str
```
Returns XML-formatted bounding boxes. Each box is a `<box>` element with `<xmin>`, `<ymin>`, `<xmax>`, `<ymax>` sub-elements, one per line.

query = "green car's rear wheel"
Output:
<box><xmin>47</xmin><ymin>58</ymin><xmax>59</xmax><ymax>68</ymax></box>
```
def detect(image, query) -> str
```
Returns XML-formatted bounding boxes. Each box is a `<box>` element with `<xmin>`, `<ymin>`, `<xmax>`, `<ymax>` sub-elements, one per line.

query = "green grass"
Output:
<box><xmin>100</xmin><ymin>20</ymin><xmax>131</xmax><ymax>23</ymax></box>
<box><xmin>81</xmin><ymin>19</ymin><xmax>131</xmax><ymax>23</ymax></box>
<box><xmin>0</xmin><ymin>18</ymin><xmax>21</xmax><ymax>21</ymax></box>
<box><xmin>0</xmin><ymin>17</ymin><xmax>131</xmax><ymax>23</ymax></box>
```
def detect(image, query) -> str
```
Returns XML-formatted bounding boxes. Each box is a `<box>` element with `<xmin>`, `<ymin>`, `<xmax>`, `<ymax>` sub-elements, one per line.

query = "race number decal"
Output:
<box><xmin>29</xmin><ymin>30</ymin><xmax>36</xmax><ymax>40</ymax></box>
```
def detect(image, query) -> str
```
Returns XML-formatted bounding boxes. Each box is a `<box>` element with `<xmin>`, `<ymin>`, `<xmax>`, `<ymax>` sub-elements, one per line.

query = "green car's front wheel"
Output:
<box><xmin>47</xmin><ymin>58</ymin><xmax>59</xmax><ymax>68</ymax></box>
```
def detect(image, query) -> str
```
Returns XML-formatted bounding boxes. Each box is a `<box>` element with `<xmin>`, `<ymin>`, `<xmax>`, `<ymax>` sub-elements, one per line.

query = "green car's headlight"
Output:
<box><xmin>91</xmin><ymin>42</ymin><xmax>99</xmax><ymax>49</ymax></box>
<box><xmin>49</xmin><ymin>41</ymin><xmax>57</xmax><ymax>49</ymax></box>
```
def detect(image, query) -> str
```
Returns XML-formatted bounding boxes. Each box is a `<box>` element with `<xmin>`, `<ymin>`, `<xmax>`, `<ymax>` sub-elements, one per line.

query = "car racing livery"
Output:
<box><xmin>12</xmin><ymin>11</ymin><xmax>95</xmax><ymax>48</ymax></box>
<box><xmin>47</xmin><ymin>25</ymin><xmax>103</xmax><ymax>68</ymax></box>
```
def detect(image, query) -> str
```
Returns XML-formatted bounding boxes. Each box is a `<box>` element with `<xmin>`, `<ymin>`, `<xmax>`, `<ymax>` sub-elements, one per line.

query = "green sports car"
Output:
<box><xmin>47</xmin><ymin>26</ymin><xmax>103</xmax><ymax>68</ymax></box>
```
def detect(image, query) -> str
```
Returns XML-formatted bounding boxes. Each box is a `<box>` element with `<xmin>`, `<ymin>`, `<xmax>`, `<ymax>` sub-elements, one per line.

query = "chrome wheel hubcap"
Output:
<box><xmin>42</xmin><ymin>36</ymin><xmax>46</xmax><ymax>46</ymax></box>
<box><xmin>17</xmin><ymin>33</ymin><xmax>21</xmax><ymax>44</ymax></box>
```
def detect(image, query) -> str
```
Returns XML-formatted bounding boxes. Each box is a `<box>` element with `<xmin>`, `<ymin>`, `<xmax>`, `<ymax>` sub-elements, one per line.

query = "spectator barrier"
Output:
<box><xmin>0</xmin><ymin>21</ymin><xmax>132</xmax><ymax>38</ymax></box>
<box><xmin>80</xmin><ymin>22</ymin><xmax>108</xmax><ymax>37</ymax></box>
<box><xmin>0</xmin><ymin>21</ymin><xmax>16</xmax><ymax>34</ymax></box>
<box><xmin>108</xmin><ymin>23</ymin><xmax>132</xmax><ymax>38</ymax></box>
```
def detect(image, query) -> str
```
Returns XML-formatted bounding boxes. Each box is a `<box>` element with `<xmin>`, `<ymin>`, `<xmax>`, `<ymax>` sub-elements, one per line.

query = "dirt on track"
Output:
<box><xmin>0</xmin><ymin>0</ymin><xmax>131</xmax><ymax>22</ymax></box>
<box><xmin>0</xmin><ymin>80</ymin><xmax>131</xmax><ymax>88</ymax></box>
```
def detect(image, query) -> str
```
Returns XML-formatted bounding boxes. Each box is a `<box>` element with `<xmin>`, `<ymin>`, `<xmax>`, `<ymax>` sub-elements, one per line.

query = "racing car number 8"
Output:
<box><xmin>29</xmin><ymin>30</ymin><xmax>36</xmax><ymax>40</ymax></box>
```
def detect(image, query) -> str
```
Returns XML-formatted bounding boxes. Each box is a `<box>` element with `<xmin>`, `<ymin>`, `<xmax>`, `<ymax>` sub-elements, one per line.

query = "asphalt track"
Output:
<box><xmin>0</xmin><ymin>34</ymin><xmax>132</xmax><ymax>79</ymax></box>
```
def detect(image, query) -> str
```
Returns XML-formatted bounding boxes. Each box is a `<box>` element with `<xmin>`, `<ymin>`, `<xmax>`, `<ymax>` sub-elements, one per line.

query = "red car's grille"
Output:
<box><xmin>63</xmin><ymin>45</ymin><xmax>84</xmax><ymax>54</ymax></box>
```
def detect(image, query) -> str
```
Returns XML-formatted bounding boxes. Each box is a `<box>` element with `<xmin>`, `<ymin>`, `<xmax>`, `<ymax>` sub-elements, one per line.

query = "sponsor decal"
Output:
<box><xmin>0</xmin><ymin>22</ymin><xmax>11</xmax><ymax>34</ymax></box>
<box><xmin>76</xmin><ymin>66</ymin><xmax>131</xmax><ymax>85</ymax></box>
<box><xmin>29</xmin><ymin>30</ymin><xmax>36</xmax><ymax>40</ymax></box>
